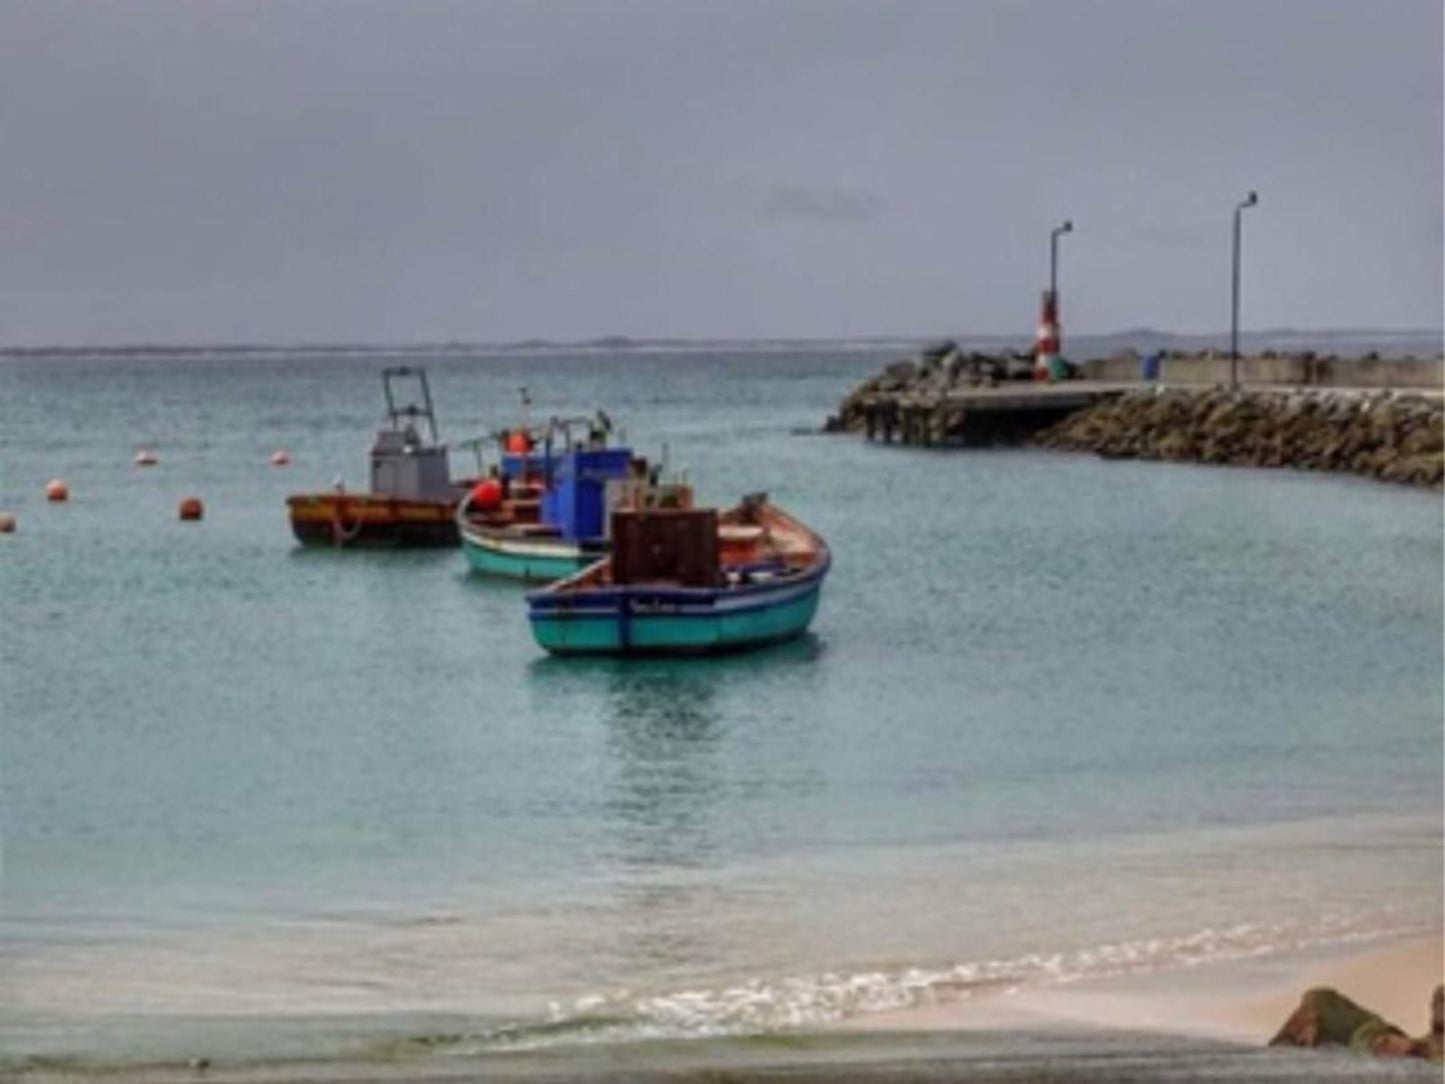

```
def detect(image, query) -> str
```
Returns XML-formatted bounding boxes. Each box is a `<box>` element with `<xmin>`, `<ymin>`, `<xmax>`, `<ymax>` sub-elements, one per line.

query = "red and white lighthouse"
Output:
<box><xmin>1034</xmin><ymin>290</ymin><xmax>1061</xmax><ymax>382</ymax></box>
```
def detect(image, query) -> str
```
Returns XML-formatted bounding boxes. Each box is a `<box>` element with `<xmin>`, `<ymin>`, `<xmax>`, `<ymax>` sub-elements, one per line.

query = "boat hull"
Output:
<box><xmin>287</xmin><ymin>494</ymin><xmax>460</xmax><ymax>549</ymax></box>
<box><xmin>460</xmin><ymin>527</ymin><xmax>601</xmax><ymax>582</ymax></box>
<box><xmin>528</xmin><ymin>564</ymin><xmax>826</xmax><ymax>655</ymax></box>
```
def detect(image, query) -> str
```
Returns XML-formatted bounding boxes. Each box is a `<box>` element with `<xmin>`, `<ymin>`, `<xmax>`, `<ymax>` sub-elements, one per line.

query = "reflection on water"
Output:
<box><xmin>524</xmin><ymin>632</ymin><xmax>825</xmax><ymax>682</ymax></box>
<box><xmin>604</xmin><ymin>663</ymin><xmax>723</xmax><ymax>873</ymax></box>
<box><xmin>523</xmin><ymin>640</ymin><xmax>828</xmax><ymax>977</ymax></box>
<box><xmin>603</xmin><ymin>664</ymin><xmax>727</xmax><ymax>973</ymax></box>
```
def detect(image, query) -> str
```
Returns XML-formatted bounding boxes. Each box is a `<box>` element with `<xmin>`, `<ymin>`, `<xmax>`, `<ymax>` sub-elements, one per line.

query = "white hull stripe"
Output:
<box><xmin>463</xmin><ymin>532</ymin><xmax>591</xmax><ymax>561</ymax></box>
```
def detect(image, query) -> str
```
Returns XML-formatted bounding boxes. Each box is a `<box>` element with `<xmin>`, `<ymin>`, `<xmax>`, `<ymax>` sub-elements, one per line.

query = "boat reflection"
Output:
<box><xmin>602</xmin><ymin>663</ymin><xmax>723</xmax><ymax>874</ymax></box>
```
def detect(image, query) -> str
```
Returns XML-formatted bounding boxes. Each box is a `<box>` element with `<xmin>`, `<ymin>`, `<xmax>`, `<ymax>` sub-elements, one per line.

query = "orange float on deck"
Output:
<box><xmin>719</xmin><ymin>523</ymin><xmax>765</xmax><ymax>565</ymax></box>
<box><xmin>470</xmin><ymin>478</ymin><xmax>503</xmax><ymax>512</ymax></box>
<box><xmin>504</xmin><ymin>430</ymin><xmax>532</xmax><ymax>455</ymax></box>
<box><xmin>178</xmin><ymin>496</ymin><xmax>205</xmax><ymax>521</ymax></box>
<box><xmin>271</xmin><ymin>450</ymin><xmax>291</xmax><ymax>466</ymax></box>
<box><xmin>45</xmin><ymin>480</ymin><xmax>69</xmax><ymax>502</ymax></box>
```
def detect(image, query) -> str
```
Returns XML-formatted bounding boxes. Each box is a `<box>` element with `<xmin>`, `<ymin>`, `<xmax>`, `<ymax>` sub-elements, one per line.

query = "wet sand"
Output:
<box><xmin>842</xmin><ymin>932</ymin><xmax>1443</xmax><ymax>1046</ymax></box>
<box><xmin>12</xmin><ymin>1033</ymin><xmax>1441</xmax><ymax>1084</ymax></box>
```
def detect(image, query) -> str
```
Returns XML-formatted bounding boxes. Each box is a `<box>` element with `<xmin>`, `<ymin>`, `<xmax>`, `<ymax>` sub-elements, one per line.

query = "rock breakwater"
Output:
<box><xmin>1032</xmin><ymin>387</ymin><xmax>1443</xmax><ymax>487</ymax></box>
<box><xmin>825</xmin><ymin>342</ymin><xmax>1040</xmax><ymax>436</ymax></box>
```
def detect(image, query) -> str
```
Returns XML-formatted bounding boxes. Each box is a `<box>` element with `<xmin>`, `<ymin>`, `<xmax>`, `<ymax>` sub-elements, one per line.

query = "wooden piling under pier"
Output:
<box><xmin>859</xmin><ymin>384</ymin><xmax>1128</xmax><ymax>447</ymax></box>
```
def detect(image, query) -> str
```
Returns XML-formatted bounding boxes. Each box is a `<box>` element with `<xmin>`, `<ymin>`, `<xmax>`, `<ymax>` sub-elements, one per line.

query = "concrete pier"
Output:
<box><xmin>832</xmin><ymin>348</ymin><xmax>1441</xmax><ymax>449</ymax></box>
<box><xmin>858</xmin><ymin>384</ymin><xmax>1128</xmax><ymax>447</ymax></box>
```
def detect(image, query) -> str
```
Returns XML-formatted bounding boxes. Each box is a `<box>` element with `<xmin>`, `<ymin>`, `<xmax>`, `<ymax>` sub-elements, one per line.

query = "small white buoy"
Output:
<box><xmin>271</xmin><ymin>449</ymin><xmax>291</xmax><ymax>466</ymax></box>
<box><xmin>135</xmin><ymin>449</ymin><xmax>158</xmax><ymax>467</ymax></box>
<box><xmin>0</xmin><ymin>512</ymin><xmax>15</xmax><ymax>533</ymax></box>
<box><xmin>45</xmin><ymin>479</ymin><xmax>69</xmax><ymax>502</ymax></box>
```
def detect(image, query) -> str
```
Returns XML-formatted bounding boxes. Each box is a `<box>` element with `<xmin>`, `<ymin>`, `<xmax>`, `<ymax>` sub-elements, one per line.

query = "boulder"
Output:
<box><xmin>881</xmin><ymin>360</ymin><xmax>917</xmax><ymax>385</ymax></box>
<box><xmin>1270</xmin><ymin>985</ymin><xmax>1441</xmax><ymax>1061</ymax></box>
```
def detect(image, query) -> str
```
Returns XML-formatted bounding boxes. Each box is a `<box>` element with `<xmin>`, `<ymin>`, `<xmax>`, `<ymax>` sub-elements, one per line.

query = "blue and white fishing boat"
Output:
<box><xmin>462</xmin><ymin>525</ymin><xmax>610</xmax><ymax>583</ymax></box>
<box><xmin>527</xmin><ymin>494</ymin><xmax>829</xmax><ymax>655</ymax></box>
<box><xmin>458</xmin><ymin>414</ymin><xmax>691</xmax><ymax>582</ymax></box>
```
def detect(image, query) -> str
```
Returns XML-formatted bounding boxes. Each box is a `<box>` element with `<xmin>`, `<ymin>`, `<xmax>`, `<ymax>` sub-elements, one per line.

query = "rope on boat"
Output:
<box><xmin>329</xmin><ymin>499</ymin><xmax>365</xmax><ymax>548</ymax></box>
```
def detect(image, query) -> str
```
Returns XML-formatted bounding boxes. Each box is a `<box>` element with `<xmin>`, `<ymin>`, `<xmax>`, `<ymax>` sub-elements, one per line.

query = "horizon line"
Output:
<box><xmin>2</xmin><ymin>326</ymin><xmax>1442</xmax><ymax>356</ymax></box>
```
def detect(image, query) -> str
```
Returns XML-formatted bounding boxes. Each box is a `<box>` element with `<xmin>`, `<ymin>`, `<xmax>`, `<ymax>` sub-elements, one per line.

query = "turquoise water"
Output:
<box><xmin>0</xmin><ymin>349</ymin><xmax>1440</xmax><ymax>1064</ymax></box>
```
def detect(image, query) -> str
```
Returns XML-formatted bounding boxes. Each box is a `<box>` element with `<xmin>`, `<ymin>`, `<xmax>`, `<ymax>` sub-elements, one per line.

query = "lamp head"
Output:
<box><xmin>1242</xmin><ymin>191</ymin><xmax>1258</xmax><ymax>208</ymax></box>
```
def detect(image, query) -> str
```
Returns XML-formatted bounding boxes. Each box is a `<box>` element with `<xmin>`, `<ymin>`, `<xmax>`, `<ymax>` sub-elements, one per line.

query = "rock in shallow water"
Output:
<box><xmin>1269</xmin><ymin>984</ymin><xmax>1443</xmax><ymax>1061</ymax></box>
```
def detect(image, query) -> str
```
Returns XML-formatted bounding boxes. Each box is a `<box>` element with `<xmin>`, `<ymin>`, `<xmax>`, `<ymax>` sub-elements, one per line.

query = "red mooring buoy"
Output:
<box><xmin>271</xmin><ymin>450</ymin><xmax>291</xmax><ymax>466</ymax></box>
<box><xmin>178</xmin><ymin>496</ymin><xmax>205</xmax><ymax>521</ymax></box>
<box><xmin>45</xmin><ymin>480</ymin><xmax>70</xmax><ymax>502</ymax></box>
<box><xmin>470</xmin><ymin>478</ymin><xmax>504</xmax><ymax>511</ymax></box>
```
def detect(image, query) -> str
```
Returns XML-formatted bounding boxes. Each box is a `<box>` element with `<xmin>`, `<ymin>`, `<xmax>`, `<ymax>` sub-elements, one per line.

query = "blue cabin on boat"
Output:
<box><xmin>540</xmin><ymin>448</ymin><xmax>634</xmax><ymax>540</ymax></box>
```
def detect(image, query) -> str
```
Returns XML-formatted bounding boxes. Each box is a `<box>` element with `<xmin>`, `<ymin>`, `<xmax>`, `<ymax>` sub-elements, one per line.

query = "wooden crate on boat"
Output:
<box><xmin>610</xmin><ymin>508</ymin><xmax>719</xmax><ymax>587</ymax></box>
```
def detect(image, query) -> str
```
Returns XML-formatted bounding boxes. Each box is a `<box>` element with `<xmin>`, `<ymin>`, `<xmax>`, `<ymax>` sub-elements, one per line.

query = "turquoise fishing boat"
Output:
<box><xmin>527</xmin><ymin>495</ymin><xmax>829</xmax><ymax>655</ymax></box>
<box><xmin>458</xmin><ymin>444</ymin><xmax>628</xmax><ymax>582</ymax></box>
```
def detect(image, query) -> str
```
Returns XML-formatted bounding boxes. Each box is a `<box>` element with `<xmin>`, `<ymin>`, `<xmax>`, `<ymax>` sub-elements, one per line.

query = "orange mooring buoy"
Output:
<box><xmin>45</xmin><ymin>479</ymin><xmax>69</xmax><ymax>502</ymax></box>
<box><xmin>178</xmin><ymin>496</ymin><xmax>204</xmax><ymax>521</ymax></box>
<box><xmin>135</xmin><ymin>449</ymin><xmax>158</xmax><ymax>467</ymax></box>
<box><xmin>0</xmin><ymin>512</ymin><xmax>16</xmax><ymax>533</ymax></box>
<box><xmin>271</xmin><ymin>450</ymin><xmax>291</xmax><ymax>466</ymax></box>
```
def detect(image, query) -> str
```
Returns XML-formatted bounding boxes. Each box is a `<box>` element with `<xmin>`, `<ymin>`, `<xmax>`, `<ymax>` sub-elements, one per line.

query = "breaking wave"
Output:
<box><xmin>409</xmin><ymin>915</ymin><xmax>1433</xmax><ymax>1055</ymax></box>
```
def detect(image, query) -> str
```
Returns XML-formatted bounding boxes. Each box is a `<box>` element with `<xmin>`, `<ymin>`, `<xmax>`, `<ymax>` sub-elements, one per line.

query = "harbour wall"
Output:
<box><xmin>828</xmin><ymin>349</ymin><xmax>1444</xmax><ymax>486</ymax></box>
<box><xmin>1079</xmin><ymin>352</ymin><xmax>1442</xmax><ymax>389</ymax></box>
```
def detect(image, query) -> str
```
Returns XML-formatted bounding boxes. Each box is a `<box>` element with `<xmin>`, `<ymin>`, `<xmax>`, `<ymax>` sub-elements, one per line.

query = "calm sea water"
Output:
<box><xmin>0</xmin><ymin>348</ymin><xmax>1440</xmax><ymax>1065</ymax></box>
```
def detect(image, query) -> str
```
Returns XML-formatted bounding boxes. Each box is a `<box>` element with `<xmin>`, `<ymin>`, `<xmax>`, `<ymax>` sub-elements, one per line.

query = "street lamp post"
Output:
<box><xmin>1231</xmin><ymin>191</ymin><xmax>1258</xmax><ymax>388</ymax></box>
<box><xmin>1050</xmin><ymin>220</ymin><xmax>1073</xmax><ymax>302</ymax></box>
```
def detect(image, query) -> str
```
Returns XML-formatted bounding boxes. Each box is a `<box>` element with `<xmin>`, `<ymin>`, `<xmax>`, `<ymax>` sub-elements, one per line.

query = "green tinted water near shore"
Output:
<box><xmin>0</xmin><ymin>349</ymin><xmax>1440</xmax><ymax>1064</ymax></box>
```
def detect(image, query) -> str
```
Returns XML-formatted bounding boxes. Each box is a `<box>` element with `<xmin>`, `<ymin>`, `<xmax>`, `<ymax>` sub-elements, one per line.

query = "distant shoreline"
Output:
<box><xmin>1</xmin><ymin>328</ymin><xmax>1441</xmax><ymax>360</ymax></box>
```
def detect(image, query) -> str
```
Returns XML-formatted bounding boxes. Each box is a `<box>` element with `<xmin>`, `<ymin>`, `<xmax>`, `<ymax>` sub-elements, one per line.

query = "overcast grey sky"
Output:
<box><xmin>1</xmin><ymin>0</ymin><xmax>1440</xmax><ymax>345</ymax></box>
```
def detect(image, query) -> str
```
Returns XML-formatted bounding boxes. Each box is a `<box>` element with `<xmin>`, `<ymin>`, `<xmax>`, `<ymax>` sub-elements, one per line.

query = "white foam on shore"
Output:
<box><xmin>487</xmin><ymin>916</ymin><xmax>1437</xmax><ymax>1051</ymax></box>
